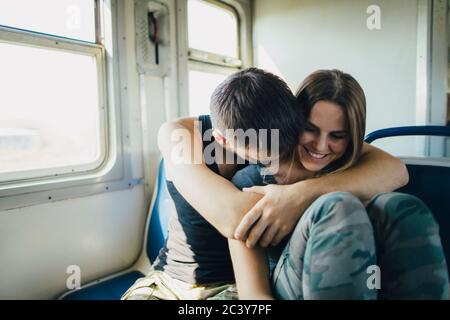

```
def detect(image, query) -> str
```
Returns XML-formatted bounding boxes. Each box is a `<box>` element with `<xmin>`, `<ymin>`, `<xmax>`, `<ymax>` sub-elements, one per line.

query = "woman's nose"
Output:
<box><xmin>314</xmin><ymin>134</ymin><xmax>329</xmax><ymax>152</ymax></box>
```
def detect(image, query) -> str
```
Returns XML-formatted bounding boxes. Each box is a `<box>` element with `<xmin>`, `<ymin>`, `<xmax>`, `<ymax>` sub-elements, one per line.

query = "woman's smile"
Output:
<box><xmin>303</xmin><ymin>146</ymin><xmax>329</xmax><ymax>161</ymax></box>
<box><xmin>298</xmin><ymin>100</ymin><xmax>350</xmax><ymax>173</ymax></box>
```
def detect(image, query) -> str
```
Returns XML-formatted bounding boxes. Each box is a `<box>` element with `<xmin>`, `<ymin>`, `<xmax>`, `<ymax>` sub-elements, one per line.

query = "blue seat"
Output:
<box><xmin>61</xmin><ymin>160</ymin><xmax>171</xmax><ymax>300</ymax></box>
<box><xmin>365</xmin><ymin>126</ymin><xmax>450</xmax><ymax>275</ymax></box>
<box><xmin>147</xmin><ymin>160</ymin><xmax>171</xmax><ymax>262</ymax></box>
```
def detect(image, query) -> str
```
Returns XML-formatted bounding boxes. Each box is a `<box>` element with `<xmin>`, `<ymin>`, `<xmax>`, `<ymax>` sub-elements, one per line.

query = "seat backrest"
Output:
<box><xmin>146</xmin><ymin>160</ymin><xmax>172</xmax><ymax>262</ymax></box>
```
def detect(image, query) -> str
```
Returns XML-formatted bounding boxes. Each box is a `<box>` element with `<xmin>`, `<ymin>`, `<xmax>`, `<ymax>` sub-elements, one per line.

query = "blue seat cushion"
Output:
<box><xmin>147</xmin><ymin>160</ymin><xmax>171</xmax><ymax>262</ymax></box>
<box><xmin>62</xmin><ymin>271</ymin><xmax>144</xmax><ymax>300</ymax></box>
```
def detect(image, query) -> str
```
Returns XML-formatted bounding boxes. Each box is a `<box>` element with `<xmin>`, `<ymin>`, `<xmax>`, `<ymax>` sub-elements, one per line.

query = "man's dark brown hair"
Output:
<box><xmin>210</xmin><ymin>68</ymin><xmax>305</xmax><ymax>161</ymax></box>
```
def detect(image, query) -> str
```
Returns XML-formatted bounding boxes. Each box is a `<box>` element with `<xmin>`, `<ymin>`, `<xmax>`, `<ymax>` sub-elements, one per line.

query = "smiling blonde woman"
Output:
<box><xmin>229</xmin><ymin>70</ymin><xmax>449</xmax><ymax>300</ymax></box>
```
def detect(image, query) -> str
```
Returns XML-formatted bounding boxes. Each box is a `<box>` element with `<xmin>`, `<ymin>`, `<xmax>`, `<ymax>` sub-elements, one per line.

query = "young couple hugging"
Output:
<box><xmin>122</xmin><ymin>68</ymin><xmax>448</xmax><ymax>300</ymax></box>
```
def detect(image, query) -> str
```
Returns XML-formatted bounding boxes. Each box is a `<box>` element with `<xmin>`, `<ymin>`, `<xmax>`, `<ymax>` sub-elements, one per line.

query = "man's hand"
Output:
<box><xmin>234</xmin><ymin>182</ymin><xmax>316</xmax><ymax>248</ymax></box>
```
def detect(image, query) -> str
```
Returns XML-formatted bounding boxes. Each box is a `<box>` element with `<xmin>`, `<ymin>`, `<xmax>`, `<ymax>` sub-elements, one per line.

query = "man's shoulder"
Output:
<box><xmin>231</xmin><ymin>165</ymin><xmax>265</xmax><ymax>190</ymax></box>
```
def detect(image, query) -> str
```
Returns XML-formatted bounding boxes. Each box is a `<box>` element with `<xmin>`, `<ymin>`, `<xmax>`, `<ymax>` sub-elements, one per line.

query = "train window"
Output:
<box><xmin>188</xmin><ymin>0</ymin><xmax>238</xmax><ymax>58</ymax></box>
<box><xmin>0</xmin><ymin>0</ymin><xmax>106</xmax><ymax>183</ymax></box>
<box><xmin>0</xmin><ymin>43</ymin><xmax>102</xmax><ymax>180</ymax></box>
<box><xmin>188</xmin><ymin>67</ymin><xmax>229</xmax><ymax>116</ymax></box>
<box><xmin>187</xmin><ymin>0</ymin><xmax>242</xmax><ymax>116</ymax></box>
<box><xmin>0</xmin><ymin>0</ymin><xmax>96</xmax><ymax>43</ymax></box>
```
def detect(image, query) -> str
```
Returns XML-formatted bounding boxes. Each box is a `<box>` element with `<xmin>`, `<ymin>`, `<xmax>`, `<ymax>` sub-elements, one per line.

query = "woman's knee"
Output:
<box><xmin>315</xmin><ymin>191</ymin><xmax>364</xmax><ymax>208</ymax></box>
<box><xmin>305</xmin><ymin>191</ymin><xmax>369</xmax><ymax>226</ymax></box>
<box><xmin>316</xmin><ymin>191</ymin><xmax>360</xmax><ymax>204</ymax></box>
<box><xmin>367</xmin><ymin>192</ymin><xmax>439</xmax><ymax>232</ymax></box>
<box><xmin>366</xmin><ymin>192</ymin><xmax>448</xmax><ymax>299</ymax></box>
<box><xmin>285</xmin><ymin>192</ymin><xmax>376</xmax><ymax>299</ymax></box>
<box><xmin>369</xmin><ymin>192</ymin><xmax>430</xmax><ymax>213</ymax></box>
<box><xmin>288</xmin><ymin>191</ymin><xmax>374</xmax><ymax>255</ymax></box>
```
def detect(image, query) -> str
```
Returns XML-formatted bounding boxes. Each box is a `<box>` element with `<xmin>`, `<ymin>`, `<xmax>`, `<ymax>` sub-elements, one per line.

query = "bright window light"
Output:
<box><xmin>188</xmin><ymin>70</ymin><xmax>229</xmax><ymax>116</ymax></box>
<box><xmin>0</xmin><ymin>0</ymin><xmax>96</xmax><ymax>42</ymax></box>
<box><xmin>188</xmin><ymin>0</ymin><xmax>238</xmax><ymax>58</ymax></box>
<box><xmin>0</xmin><ymin>42</ymin><xmax>102</xmax><ymax>177</ymax></box>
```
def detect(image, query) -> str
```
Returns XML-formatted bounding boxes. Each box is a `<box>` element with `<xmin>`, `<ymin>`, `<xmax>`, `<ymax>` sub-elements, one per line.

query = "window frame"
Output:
<box><xmin>187</xmin><ymin>61</ymin><xmax>237</xmax><ymax>116</ymax></box>
<box><xmin>187</xmin><ymin>0</ymin><xmax>242</xmax><ymax>67</ymax></box>
<box><xmin>0</xmin><ymin>0</ymin><xmax>139</xmax><ymax>209</ymax></box>
<box><xmin>0</xmin><ymin>26</ymin><xmax>108</xmax><ymax>183</ymax></box>
<box><xmin>181</xmin><ymin>0</ymin><xmax>251</xmax><ymax>117</ymax></box>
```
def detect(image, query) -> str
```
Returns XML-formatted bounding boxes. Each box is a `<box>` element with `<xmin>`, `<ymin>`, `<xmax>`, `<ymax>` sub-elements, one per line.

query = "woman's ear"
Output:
<box><xmin>212</xmin><ymin>129</ymin><xmax>227</xmax><ymax>146</ymax></box>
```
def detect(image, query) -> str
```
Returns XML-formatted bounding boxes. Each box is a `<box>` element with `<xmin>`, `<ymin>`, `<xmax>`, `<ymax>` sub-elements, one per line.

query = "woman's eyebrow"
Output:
<box><xmin>307</xmin><ymin>121</ymin><xmax>348</xmax><ymax>133</ymax></box>
<box><xmin>331</xmin><ymin>130</ymin><xmax>349</xmax><ymax>134</ymax></box>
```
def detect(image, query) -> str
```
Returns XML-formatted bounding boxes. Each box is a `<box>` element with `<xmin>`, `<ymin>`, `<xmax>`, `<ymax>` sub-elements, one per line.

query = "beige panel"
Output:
<box><xmin>0</xmin><ymin>186</ymin><xmax>146</xmax><ymax>299</ymax></box>
<box><xmin>253</xmin><ymin>0</ymin><xmax>419</xmax><ymax>156</ymax></box>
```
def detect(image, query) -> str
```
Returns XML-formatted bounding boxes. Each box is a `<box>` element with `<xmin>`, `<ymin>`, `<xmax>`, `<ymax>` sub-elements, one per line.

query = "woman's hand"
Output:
<box><xmin>234</xmin><ymin>182</ymin><xmax>317</xmax><ymax>248</ymax></box>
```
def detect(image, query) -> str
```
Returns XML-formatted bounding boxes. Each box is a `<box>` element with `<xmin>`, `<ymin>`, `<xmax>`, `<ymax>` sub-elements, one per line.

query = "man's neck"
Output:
<box><xmin>264</xmin><ymin>157</ymin><xmax>314</xmax><ymax>185</ymax></box>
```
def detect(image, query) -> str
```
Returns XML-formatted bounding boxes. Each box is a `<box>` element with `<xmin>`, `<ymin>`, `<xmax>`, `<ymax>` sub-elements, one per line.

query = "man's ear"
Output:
<box><xmin>212</xmin><ymin>129</ymin><xmax>227</xmax><ymax>146</ymax></box>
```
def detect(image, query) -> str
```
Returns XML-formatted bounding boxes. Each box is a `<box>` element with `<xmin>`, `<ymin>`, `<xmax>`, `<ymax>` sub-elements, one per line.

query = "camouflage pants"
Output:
<box><xmin>271</xmin><ymin>191</ymin><xmax>449</xmax><ymax>300</ymax></box>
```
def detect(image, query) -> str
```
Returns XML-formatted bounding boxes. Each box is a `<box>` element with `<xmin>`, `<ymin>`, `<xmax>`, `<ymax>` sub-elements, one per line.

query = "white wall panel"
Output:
<box><xmin>253</xmin><ymin>0</ymin><xmax>420</xmax><ymax>156</ymax></box>
<box><xmin>0</xmin><ymin>186</ymin><xmax>146</xmax><ymax>299</ymax></box>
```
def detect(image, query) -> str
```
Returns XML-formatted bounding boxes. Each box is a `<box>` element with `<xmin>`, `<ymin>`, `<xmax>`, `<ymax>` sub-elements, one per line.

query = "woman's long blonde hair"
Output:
<box><xmin>295</xmin><ymin>69</ymin><xmax>367</xmax><ymax>175</ymax></box>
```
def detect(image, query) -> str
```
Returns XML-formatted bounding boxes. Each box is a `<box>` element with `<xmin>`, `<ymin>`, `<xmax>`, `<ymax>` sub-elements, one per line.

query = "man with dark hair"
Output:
<box><xmin>209</xmin><ymin>67</ymin><xmax>304</xmax><ymax>163</ymax></box>
<box><xmin>122</xmin><ymin>68</ymin><xmax>305</xmax><ymax>300</ymax></box>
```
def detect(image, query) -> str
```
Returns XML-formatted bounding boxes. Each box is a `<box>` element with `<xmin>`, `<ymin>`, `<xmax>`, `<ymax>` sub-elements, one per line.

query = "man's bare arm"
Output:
<box><xmin>157</xmin><ymin>117</ymin><xmax>261</xmax><ymax>238</ymax></box>
<box><xmin>228</xmin><ymin>239</ymin><xmax>273</xmax><ymax>300</ymax></box>
<box><xmin>307</xmin><ymin>142</ymin><xmax>409</xmax><ymax>202</ymax></box>
<box><xmin>235</xmin><ymin>142</ymin><xmax>410</xmax><ymax>247</ymax></box>
<box><xmin>159</xmin><ymin>117</ymin><xmax>409</xmax><ymax>245</ymax></box>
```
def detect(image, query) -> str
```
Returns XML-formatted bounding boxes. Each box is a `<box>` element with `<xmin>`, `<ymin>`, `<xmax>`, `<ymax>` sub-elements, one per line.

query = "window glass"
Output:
<box><xmin>0</xmin><ymin>0</ymin><xmax>96</xmax><ymax>42</ymax></box>
<box><xmin>188</xmin><ymin>69</ymin><xmax>229</xmax><ymax>116</ymax></box>
<box><xmin>188</xmin><ymin>0</ymin><xmax>238</xmax><ymax>58</ymax></box>
<box><xmin>0</xmin><ymin>42</ymin><xmax>101</xmax><ymax>178</ymax></box>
